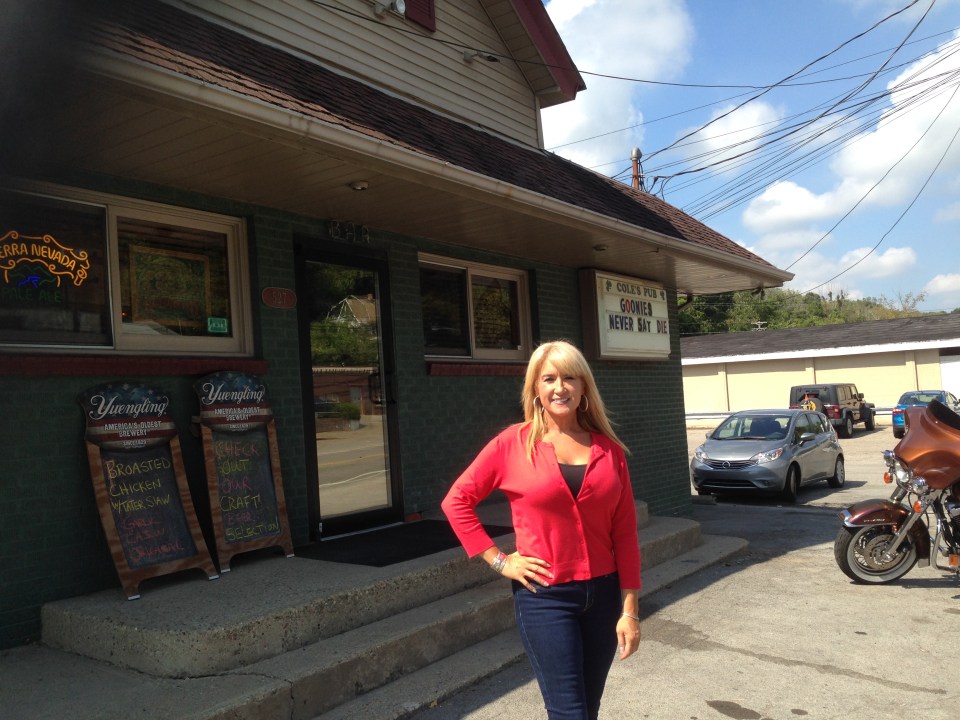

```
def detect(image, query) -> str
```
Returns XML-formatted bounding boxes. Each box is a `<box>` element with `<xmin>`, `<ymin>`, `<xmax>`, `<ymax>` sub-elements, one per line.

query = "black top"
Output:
<box><xmin>558</xmin><ymin>463</ymin><xmax>587</xmax><ymax>499</ymax></box>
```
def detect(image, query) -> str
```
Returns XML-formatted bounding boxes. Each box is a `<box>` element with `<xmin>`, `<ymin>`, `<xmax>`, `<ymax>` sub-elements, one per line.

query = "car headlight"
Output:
<box><xmin>752</xmin><ymin>447</ymin><xmax>784</xmax><ymax>464</ymax></box>
<box><xmin>693</xmin><ymin>445</ymin><xmax>707</xmax><ymax>463</ymax></box>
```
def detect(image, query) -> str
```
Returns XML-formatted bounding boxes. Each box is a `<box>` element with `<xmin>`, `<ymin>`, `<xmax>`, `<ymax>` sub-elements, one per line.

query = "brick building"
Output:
<box><xmin>0</xmin><ymin>0</ymin><xmax>790</xmax><ymax>647</ymax></box>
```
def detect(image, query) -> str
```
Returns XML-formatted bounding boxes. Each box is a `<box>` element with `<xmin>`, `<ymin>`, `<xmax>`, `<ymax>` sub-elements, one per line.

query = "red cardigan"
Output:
<box><xmin>441</xmin><ymin>423</ymin><xmax>642</xmax><ymax>589</ymax></box>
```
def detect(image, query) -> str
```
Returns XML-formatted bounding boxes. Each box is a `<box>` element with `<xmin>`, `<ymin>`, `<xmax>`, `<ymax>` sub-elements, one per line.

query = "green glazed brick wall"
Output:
<box><xmin>0</xmin><ymin>177</ymin><xmax>318</xmax><ymax>648</ymax></box>
<box><xmin>388</xmin><ymin>239</ymin><xmax>692</xmax><ymax>520</ymax></box>
<box><xmin>0</xmin><ymin>173</ymin><xmax>693</xmax><ymax>649</ymax></box>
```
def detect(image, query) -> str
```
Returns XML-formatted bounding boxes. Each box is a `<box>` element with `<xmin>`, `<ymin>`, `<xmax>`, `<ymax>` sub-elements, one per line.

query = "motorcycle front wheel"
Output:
<box><xmin>834</xmin><ymin>525</ymin><xmax>918</xmax><ymax>584</ymax></box>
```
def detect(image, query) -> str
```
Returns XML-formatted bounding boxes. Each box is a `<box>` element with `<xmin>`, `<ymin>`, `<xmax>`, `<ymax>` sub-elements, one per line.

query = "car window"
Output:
<box><xmin>806</xmin><ymin>413</ymin><xmax>826</xmax><ymax>433</ymax></box>
<box><xmin>761</xmin><ymin>417</ymin><xmax>789</xmax><ymax>439</ymax></box>
<box><xmin>713</xmin><ymin>416</ymin><xmax>748</xmax><ymax>439</ymax></box>
<box><xmin>714</xmin><ymin>415</ymin><xmax>788</xmax><ymax>439</ymax></box>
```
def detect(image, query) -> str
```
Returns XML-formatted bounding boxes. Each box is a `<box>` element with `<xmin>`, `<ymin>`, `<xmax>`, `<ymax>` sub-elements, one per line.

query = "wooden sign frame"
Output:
<box><xmin>78</xmin><ymin>382</ymin><xmax>218</xmax><ymax>600</ymax></box>
<box><xmin>195</xmin><ymin>371</ymin><xmax>294</xmax><ymax>571</ymax></box>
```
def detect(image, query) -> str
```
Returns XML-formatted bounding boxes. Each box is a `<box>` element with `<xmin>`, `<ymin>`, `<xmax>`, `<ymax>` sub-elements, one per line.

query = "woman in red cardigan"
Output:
<box><xmin>442</xmin><ymin>340</ymin><xmax>641</xmax><ymax>720</ymax></box>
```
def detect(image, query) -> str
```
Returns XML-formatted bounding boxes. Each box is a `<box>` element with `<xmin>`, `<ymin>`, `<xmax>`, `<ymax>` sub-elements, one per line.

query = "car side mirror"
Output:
<box><xmin>799</xmin><ymin>432</ymin><xmax>816</xmax><ymax>444</ymax></box>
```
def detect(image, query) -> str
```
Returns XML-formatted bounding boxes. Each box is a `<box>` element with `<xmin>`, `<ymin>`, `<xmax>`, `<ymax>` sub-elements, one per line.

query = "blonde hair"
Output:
<box><xmin>521</xmin><ymin>340</ymin><xmax>628</xmax><ymax>460</ymax></box>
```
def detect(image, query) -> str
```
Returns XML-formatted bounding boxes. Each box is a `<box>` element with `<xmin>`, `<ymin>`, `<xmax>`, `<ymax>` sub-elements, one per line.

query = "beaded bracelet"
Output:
<box><xmin>490</xmin><ymin>551</ymin><xmax>507</xmax><ymax>574</ymax></box>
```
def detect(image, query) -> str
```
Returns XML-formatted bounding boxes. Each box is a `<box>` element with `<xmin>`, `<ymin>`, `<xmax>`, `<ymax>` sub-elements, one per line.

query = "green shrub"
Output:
<box><xmin>336</xmin><ymin>402</ymin><xmax>361</xmax><ymax>421</ymax></box>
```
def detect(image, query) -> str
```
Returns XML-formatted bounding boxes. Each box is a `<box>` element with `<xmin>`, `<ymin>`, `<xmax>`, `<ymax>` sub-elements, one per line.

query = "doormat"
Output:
<box><xmin>294</xmin><ymin>520</ymin><xmax>513</xmax><ymax>567</ymax></box>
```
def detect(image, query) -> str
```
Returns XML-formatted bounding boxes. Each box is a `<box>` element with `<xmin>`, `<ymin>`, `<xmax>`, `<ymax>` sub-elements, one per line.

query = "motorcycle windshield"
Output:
<box><xmin>897</xmin><ymin>399</ymin><xmax>960</xmax><ymax>489</ymax></box>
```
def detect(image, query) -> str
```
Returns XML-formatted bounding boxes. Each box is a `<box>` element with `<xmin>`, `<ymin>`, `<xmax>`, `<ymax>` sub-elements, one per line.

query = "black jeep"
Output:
<box><xmin>788</xmin><ymin>383</ymin><xmax>875</xmax><ymax>438</ymax></box>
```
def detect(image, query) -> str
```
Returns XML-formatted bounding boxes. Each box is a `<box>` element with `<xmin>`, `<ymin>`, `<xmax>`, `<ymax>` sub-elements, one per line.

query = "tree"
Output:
<box><xmin>678</xmin><ymin>287</ymin><xmax>936</xmax><ymax>336</ymax></box>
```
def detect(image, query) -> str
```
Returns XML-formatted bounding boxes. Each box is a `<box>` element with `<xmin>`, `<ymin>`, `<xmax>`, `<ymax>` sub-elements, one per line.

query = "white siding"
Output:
<box><xmin>178</xmin><ymin>0</ymin><xmax>543</xmax><ymax>145</ymax></box>
<box><xmin>683</xmin><ymin>349</ymin><xmax>952</xmax><ymax>418</ymax></box>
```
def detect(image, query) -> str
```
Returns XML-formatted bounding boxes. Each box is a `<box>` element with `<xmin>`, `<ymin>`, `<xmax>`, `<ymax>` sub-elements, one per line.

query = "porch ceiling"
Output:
<box><xmin>8</xmin><ymin>79</ymin><xmax>785</xmax><ymax>298</ymax></box>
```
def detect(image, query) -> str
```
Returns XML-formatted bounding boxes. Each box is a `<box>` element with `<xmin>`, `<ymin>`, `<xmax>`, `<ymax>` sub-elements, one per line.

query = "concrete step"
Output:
<box><xmin>1</xmin><ymin>521</ymin><xmax>748</xmax><ymax>720</ymax></box>
<box><xmin>41</xmin><ymin>501</ymin><xmax>657</xmax><ymax>678</ymax></box>
<box><xmin>639</xmin><ymin>514</ymin><xmax>701</xmax><ymax>569</ymax></box>
<box><xmin>313</xmin><ymin>533</ymin><xmax>748</xmax><ymax>720</ymax></box>
<box><xmin>40</xmin><ymin>537</ymin><xmax>518</xmax><ymax>678</ymax></box>
<box><xmin>189</xmin><ymin>579</ymin><xmax>517</xmax><ymax>719</ymax></box>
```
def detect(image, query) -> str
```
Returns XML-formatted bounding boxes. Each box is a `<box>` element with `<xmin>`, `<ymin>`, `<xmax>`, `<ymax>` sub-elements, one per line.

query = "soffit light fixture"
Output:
<box><xmin>349</xmin><ymin>180</ymin><xmax>369</xmax><ymax>191</ymax></box>
<box><xmin>374</xmin><ymin>0</ymin><xmax>405</xmax><ymax>17</ymax></box>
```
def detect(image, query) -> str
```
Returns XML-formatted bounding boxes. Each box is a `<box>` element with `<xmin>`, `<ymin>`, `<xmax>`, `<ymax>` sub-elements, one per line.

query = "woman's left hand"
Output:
<box><xmin>615</xmin><ymin>614</ymin><xmax>641</xmax><ymax>660</ymax></box>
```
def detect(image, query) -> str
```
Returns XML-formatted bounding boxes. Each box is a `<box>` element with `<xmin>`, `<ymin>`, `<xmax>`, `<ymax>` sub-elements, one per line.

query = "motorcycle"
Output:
<box><xmin>835</xmin><ymin>398</ymin><xmax>960</xmax><ymax>584</ymax></box>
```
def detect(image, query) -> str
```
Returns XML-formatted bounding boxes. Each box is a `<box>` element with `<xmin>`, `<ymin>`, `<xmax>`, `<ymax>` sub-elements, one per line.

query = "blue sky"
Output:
<box><xmin>542</xmin><ymin>0</ymin><xmax>960</xmax><ymax>313</ymax></box>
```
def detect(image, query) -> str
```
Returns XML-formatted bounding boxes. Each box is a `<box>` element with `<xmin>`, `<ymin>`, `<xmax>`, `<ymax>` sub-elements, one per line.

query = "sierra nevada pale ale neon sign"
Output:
<box><xmin>0</xmin><ymin>230</ymin><xmax>91</xmax><ymax>287</ymax></box>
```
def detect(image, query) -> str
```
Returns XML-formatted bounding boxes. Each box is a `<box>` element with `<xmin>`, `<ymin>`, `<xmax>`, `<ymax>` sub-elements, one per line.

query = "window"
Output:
<box><xmin>0</xmin><ymin>190</ymin><xmax>111</xmax><ymax>347</ymax></box>
<box><xmin>419</xmin><ymin>254</ymin><xmax>530</xmax><ymax>361</ymax></box>
<box><xmin>0</xmin><ymin>184</ymin><xmax>251</xmax><ymax>355</ymax></box>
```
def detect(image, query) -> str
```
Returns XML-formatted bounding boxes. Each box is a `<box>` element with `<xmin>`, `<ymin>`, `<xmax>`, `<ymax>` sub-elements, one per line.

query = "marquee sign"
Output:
<box><xmin>580</xmin><ymin>269</ymin><xmax>671</xmax><ymax>360</ymax></box>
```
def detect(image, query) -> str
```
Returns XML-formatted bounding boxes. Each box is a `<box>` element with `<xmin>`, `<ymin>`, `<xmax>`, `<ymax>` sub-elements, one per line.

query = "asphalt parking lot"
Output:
<box><xmin>414</xmin><ymin>423</ymin><xmax>960</xmax><ymax>720</ymax></box>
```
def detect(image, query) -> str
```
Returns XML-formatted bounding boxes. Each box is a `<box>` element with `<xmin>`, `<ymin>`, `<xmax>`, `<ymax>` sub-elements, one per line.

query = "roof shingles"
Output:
<box><xmin>681</xmin><ymin>314</ymin><xmax>960</xmax><ymax>359</ymax></box>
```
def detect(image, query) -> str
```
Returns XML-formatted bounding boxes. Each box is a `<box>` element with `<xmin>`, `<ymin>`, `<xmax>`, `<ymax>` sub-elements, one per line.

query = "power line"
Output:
<box><xmin>800</xmin><ymin>80</ymin><xmax>960</xmax><ymax>293</ymax></box>
<box><xmin>552</xmin><ymin>38</ymin><xmax>952</xmax><ymax>153</ymax></box>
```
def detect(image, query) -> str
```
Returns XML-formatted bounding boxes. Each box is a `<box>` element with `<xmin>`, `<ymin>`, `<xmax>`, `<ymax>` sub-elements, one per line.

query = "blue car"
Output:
<box><xmin>891</xmin><ymin>390</ymin><xmax>960</xmax><ymax>438</ymax></box>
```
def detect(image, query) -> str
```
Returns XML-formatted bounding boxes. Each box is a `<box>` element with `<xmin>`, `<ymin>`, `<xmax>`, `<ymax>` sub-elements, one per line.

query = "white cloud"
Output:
<box><xmin>542</xmin><ymin>0</ymin><xmax>694</xmax><ymax>170</ymax></box>
<box><xmin>742</xmin><ymin>31</ymin><xmax>960</xmax><ymax>235</ymax></box>
<box><xmin>934</xmin><ymin>203</ymin><xmax>960</xmax><ymax>222</ymax></box>
<box><xmin>925</xmin><ymin>273</ymin><xmax>960</xmax><ymax>294</ymax></box>
<box><xmin>743</xmin><ymin>181</ymin><xmax>838</xmax><ymax>234</ymax></box>
<box><xmin>836</xmin><ymin>246</ymin><xmax>916</xmax><ymax>279</ymax></box>
<box><xmin>679</xmin><ymin>101</ymin><xmax>783</xmax><ymax>170</ymax></box>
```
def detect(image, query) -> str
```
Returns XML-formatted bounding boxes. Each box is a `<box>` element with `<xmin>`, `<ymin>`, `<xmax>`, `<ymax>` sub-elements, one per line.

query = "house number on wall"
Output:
<box><xmin>328</xmin><ymin>221</ymin><xmax>369</xmax><ymax>244</ymax></box>
<box><xmin>261</xmin><ymin>287</ymin><xmax>297</xmax><ymax>309</ymax></box>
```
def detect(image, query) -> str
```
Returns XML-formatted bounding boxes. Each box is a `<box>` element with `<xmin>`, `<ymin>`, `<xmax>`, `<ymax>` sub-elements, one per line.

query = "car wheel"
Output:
<box><xmin>781</xmin><ymin>465</ymin><xmax>799</xmax><ymax>503</ymax></box>
<box><xmin>864</xmin><ymin>412</ymin><xmax>875</xmax><ymax>431</ymax></box>
<box><xmin>839</xmin><ymin>415</ymin><xmax>854</xmax><ymax>438</ymax></box>
<box><xmin>827</xmin><ymin>456</ymin><xmax>845</xmax><ymax>488</ymax></box>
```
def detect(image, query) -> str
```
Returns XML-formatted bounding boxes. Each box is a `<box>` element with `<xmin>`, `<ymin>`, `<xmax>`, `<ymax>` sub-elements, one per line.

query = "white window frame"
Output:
<box><xmin>419</xmin><ymin>253</ymin><xmax>531</xmax><ymax>361</ymax></box>
<box><xmin>3</xmin><ymin>181</ymin><xmax>253</xmax><ymax>356</ymax></box>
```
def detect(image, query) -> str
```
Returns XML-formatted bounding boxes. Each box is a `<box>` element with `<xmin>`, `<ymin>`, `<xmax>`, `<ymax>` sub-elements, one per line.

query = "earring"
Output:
<box><xmin>533</xmin><ymin>397</ymin><xmax>544</xmax><ymax>414</ymax></box>
<box><xmin>579</xmin><ymin>396</ymin><xmax>589</xmax><ymax>412</ymax></box>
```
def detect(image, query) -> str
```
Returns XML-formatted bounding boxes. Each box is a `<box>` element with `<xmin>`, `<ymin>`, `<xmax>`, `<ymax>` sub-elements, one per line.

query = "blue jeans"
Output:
<box><xmin>513</xmin><ymin>572</ymin><xmax>621</xmax><ymax>720</ymax></box>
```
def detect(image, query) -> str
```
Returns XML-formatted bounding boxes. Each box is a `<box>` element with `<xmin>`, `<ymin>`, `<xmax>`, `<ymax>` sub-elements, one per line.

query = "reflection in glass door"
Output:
<box><xmin>301</xmin><ymin>258</ymin><xmax>397</xmax><ymax>535</ymax></box>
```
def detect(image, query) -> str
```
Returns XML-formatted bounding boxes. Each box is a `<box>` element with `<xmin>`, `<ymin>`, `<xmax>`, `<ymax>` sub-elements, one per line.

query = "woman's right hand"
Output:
<box><xmin>501</xmin><ymin>552</ymin><xmax>553</xmax><ymax>592</ymax></box>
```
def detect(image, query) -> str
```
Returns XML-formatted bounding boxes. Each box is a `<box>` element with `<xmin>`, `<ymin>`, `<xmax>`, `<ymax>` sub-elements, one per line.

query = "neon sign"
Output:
<box><xmin>0</xmin><ymin>230</ymin><xmax>91</xmax><ymax>288</ymax></box>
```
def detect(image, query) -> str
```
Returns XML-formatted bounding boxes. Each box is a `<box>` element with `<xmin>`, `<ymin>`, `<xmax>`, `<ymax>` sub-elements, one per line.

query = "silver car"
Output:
<box><xmin>691</xmin><ymin>409</ymin><xmax>844</xmax><ymax>502</ymax></box>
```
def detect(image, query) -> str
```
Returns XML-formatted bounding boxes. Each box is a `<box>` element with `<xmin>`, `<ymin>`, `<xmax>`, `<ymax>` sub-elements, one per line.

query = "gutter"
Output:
<box><xmin>682</xmin><ymin>337</ymin><xmax>960</xmax><ymax>365</ymax></box>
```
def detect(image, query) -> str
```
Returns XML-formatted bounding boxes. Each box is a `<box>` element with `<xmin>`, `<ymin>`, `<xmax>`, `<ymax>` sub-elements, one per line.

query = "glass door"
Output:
<box><xmin>298</xmin><ymin>252</ymin><xmax>400</xmax><ymax>537</ymax></box>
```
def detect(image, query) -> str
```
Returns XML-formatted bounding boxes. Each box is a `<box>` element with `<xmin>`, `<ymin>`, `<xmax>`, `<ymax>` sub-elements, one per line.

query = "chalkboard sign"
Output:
<box><xmin>195</xmin><ymin>371</ymin><xmax>294</xmax><ymax>570</ymax></box>
<box><xmin>78</xmin><ymin>382</ymin><xmax>218</xmax><ymax>599</ymax></box>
